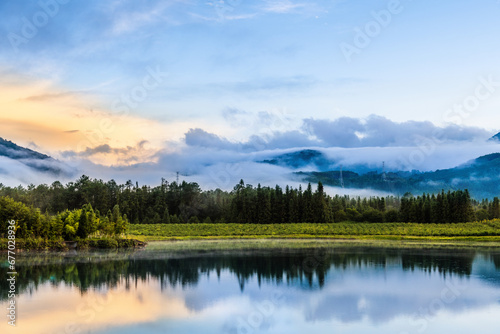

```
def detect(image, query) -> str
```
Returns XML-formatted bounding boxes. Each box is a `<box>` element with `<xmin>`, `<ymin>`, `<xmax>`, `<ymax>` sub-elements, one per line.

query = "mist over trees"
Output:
<box><xmin>1</xmin><ymin>176</ymin><xmax>499</xmax><ymax>233</ymax></box>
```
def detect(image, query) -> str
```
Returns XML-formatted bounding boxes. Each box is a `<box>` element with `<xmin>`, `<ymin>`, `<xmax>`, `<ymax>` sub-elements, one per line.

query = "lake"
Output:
<box><xmin>2</xmin><ymin>240</ymin><xmax>500</xmax><ymax>334</ymax></box>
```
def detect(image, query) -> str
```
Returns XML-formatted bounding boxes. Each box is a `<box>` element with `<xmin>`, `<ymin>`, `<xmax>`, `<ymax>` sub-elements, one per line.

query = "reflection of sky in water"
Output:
<box><xmin>2</xmin><ymin>249</ymin><xmax>500</xmax><ymax>334</ymax></box>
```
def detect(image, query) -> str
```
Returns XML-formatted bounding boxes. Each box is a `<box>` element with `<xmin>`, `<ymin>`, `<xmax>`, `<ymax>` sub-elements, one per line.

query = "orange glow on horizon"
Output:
<box><xmin>0</xmin><ymin>75</ymin><xmax>190</xmax><ymax>166</ymax></box>
<box><xmin>0</xmin><ymin>279</ymin><xmax>192</xmax><ymax>334</ymax></box>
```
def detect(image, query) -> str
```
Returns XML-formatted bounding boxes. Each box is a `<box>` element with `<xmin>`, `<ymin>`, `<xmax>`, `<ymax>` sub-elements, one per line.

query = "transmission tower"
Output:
<box><xmin>340</xmin><ymin>165</ymin><xmax>345</xmax><ymax>188</ymax></box>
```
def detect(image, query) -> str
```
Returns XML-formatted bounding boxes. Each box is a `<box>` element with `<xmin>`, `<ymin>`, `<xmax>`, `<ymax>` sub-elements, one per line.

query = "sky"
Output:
<box><xmin>1</xmin><ymin>0</ymin><xmax>500</xmax><ymax>188</ymax></box>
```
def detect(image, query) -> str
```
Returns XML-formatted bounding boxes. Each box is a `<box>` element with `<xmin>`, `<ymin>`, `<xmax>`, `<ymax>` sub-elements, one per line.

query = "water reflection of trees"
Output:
<box><xmin>490</xmin><ymin>254</ymin><xmax>500</xmax><ymax>269</ymax></box>
<box><xmin>401</xmin><ymin>250</ymin><xmax>475</xmax><ymax>277</ymax></box>
<box><xmin>0</xmin><ymin>247</ymin><xmax>492</xmax><ymax>301</ymax></box>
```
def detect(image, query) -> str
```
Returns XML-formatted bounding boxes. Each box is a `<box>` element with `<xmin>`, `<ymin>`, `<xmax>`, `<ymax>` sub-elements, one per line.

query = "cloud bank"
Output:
<box><xmin>184</xmin><ymin>115</ymin><xmax>492</xmax><ymax>152</ymax></box>
<box><xmin>1</xmin><ymin>113</ymin><xmax>499</xmax><ymax>196</ymax></box>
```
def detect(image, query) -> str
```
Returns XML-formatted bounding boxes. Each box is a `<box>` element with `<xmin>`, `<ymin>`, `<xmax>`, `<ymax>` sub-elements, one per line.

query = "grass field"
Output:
<box><xmin>127</xmin><ymin>220</ymin><xmax>500</xmax><ymax>242</ymax></box>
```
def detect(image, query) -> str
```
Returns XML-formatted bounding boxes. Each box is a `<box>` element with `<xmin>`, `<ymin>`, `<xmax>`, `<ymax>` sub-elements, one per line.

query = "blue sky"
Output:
<box><xmin>1</xmin><ymin>0</ymin><xmax>500</xmax><ymax>186</ymax></box>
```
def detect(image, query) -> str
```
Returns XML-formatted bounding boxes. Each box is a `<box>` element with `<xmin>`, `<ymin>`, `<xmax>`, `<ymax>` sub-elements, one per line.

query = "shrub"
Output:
<box><xmin>362</xmin><ymin>208</ymin><xmax>384</xmax><ymax>223</ymax></box>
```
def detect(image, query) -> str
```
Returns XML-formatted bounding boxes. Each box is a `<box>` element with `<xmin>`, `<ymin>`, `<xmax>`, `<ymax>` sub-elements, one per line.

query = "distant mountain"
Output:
<box><xmin>295</xmin><ymin>153</ymin><xmax>500</xmax><ymax>199</ymax></box>
<box><xmin>463</xmin><ymin>152</ymin><xmax>500</xmax><ymax>166</ymax></box>
<box><xmin>260</xmin><ymin>149</ymin><xmax>332</xmax><ymax>170</ymax></box>
<box><xmin>489</xmin><ymin>132</ymin><xmax>500</xmax><ymax>142</ymax></box>
<box><xmin>0</xmin><ymin>137</ymin><xmax>70</xmax><ymax>176</ymax></box>
<box><xmin>259</xmin><ymin>148</ymin><xmax>412</xmax><ymax>174</ymax></box>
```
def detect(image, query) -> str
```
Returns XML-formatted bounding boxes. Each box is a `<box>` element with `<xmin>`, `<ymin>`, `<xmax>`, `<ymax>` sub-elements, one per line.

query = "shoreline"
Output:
<box><xmin>0</xmin><ymin>238</ymin><xmax>146</xmax><ymax>251</ymax></box>
<box><xmin>4</xmin><ymin>234</ymin><xmax>500</xmax><ymax>252</ymax></box>
<box><xmin>129</xmin><ymin>234</ymin><xmax>500</xmax><ymax>248</ymax></box>
<box><xmin>130</xmin><ymin>234</ymin><xmax>500</xmax><ymax>241</ymax></box>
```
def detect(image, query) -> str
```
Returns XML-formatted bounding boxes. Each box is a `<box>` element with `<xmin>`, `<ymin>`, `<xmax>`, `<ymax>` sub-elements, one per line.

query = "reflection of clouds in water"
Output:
<box><xmin>0</xmin><ymin>279</ymin><xmax>190</xmax><ymax>334</ymax></box>
<box><xmin>152</xmin><ymin>253</ymin><xmax>500</xmax><ymax>331</ymax></box>
<box><xmin>171</xmin><ymin>255</ymin><xmax>500</xmax><ymax>331</ymax></box>
<box><xmin>2</xmin><ymin>249</ymin><xmax>500</xmax><ymax>334</ymax></box>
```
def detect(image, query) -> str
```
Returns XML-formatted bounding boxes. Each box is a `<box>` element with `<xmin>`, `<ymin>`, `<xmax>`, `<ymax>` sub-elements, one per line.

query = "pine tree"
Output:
<box><xmin>289</xmin><ymin>188</ymin><xmax>300</xmax><ymax>224</ymax></box>
<box><xmin>257</xmin><ymin>184</ymin><xmax>271</xmax><ymax>224</ymax></box>
<box><xmin>273</xmin><ymin>185</ymin><xmax>284</xmax><ymax>224</ymax></box>
<box><xmin>303</xmin><ymin>183</ymin><xmax>314</xmax><ymax>223</ymax></box>
<box><xmin>424</xmin><ymin>195</ymin><xmax>432</xmax><ymax>224</ymax></box>
<box><xmin>489</xmin><ymin>197</ymin><xmax>500</xmax><ymax>219</ymax></box>
<box><xmin>163</xmin><ymin>207</ymin><xmax>171</xmax><ymax>224</ymax></box>
<box><xmin>313</xmin><ymin>182</ymin><xmax>329</xmax><ymax>224</ymax></box>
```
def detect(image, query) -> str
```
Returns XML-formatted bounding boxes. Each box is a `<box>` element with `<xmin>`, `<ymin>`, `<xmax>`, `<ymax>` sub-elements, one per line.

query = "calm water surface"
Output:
<box><xmin>2</xmin><ymin>240</ymin><xmax>500</xmax><ymax>334</ymax></box>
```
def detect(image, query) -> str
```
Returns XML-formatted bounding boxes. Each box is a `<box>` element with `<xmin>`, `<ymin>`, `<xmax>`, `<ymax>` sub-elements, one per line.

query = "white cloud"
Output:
<box><xmin>303</xmin><ymin>115</ymin><xmax>492</xmax><ymax>148</ymax></box>
<box><xmin>0</xmin><ymin>156</ymin><xmax>75</xmax><ymax>186</ymax></box>
<box><xmin>261</xmin><ymin>0</ymin><xmax>308</xmax><ymax>13</ymax></box>
<box><xmin>109</xmin><ymin>0</ymin><xmax>192</xmax><ymax>34</ymax></box>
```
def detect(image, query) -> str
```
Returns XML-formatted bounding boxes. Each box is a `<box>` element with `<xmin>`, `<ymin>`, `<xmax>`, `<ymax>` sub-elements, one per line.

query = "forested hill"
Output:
<box><xmin>260</xmin><ymin>149</ymin><xmax>331</xmax><ymax>169</ymax></box>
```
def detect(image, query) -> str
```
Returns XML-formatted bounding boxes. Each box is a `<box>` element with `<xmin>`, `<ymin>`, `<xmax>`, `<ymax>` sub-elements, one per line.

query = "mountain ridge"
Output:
<box><xmin>489</xmin><ymin>132</ymin><xmax>500</xmax><ymax>142</ymax></box>
<box><xmin>295</xmin><ymin>152</ymin><xmax>500</xmax><ymax>199</ymax></box>
<box><xmin>0</xmin><ymin>137</ymin><xmax>51</xmax><ymax>160</ymax></box>
<box><xmin>0</xmin><ymin>137</ymin><xmax>70</xmax><ymax>176</ymax></box>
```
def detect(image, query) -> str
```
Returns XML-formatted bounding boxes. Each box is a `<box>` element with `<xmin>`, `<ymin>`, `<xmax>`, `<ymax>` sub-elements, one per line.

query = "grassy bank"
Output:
<box><xmin>127</xmin><ymin>220</ymin><xmax>500</xmax><ymax>242</ymax></box>
<box><xmin>0</xmin><ymin>237</ymin><xmax>146</xmax><ymax>251</ymax></box>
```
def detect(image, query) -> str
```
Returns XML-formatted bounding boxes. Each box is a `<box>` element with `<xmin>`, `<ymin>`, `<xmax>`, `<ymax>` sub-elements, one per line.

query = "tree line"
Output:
<box><xmin>1</xmin><ymin>176</ymin><xmax>499</xmax><ymax>226</ymax></box>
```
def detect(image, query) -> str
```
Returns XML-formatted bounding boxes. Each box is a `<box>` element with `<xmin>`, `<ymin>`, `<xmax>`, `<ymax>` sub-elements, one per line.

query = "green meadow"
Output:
<box><xmin>127</xmin><ymin>220</ymin><xmax>500</xmax><ymax>243</ymax></box>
